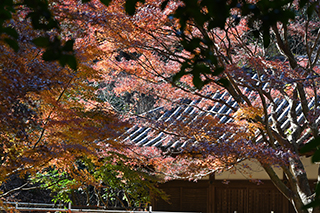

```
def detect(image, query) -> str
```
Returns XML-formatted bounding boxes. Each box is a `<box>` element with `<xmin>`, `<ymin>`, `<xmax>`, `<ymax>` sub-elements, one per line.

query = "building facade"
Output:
<box><xmin>153</xmin><ymin>158</ymin><xmax>318</xmax><ymax>213</ymax></box>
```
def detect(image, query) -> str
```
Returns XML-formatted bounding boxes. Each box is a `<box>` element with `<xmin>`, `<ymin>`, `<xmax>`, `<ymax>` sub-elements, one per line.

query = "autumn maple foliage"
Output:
<box><xmin>0</xmin><ymin>0</ymin><xmax>153</xmax><ymax>206</ymax></box>
<box><xmin>55</xmin><ymin>0</ymin><xmax>320</xmax><ymax>212</ymax></box>
<box><xmin>2</xmin><ymin>0</ymin><xmax>320</xmax><ymax>211</ymax></box>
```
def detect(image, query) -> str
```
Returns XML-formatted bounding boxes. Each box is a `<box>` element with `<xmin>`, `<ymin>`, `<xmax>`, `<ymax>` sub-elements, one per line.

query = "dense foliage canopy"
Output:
<box><xmin>82</xmin><ymin>0</ymin><xmax>320</xmax><ymax>212</ymax></box>
<box><xmin>0</xmin><ymin>0</ymin><xmax>164</xmax><ymax>208</ymax></box>
<box><xmin>2</xmin><ymin>0</ymin><xmax>320</xmax><ymax>212</ymax></box>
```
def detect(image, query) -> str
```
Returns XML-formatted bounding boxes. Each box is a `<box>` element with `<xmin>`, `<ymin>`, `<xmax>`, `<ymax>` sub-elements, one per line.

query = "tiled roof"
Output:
<box><xmin>122</xmin><ymin>73</ymin><xmax>319</xmax><ymax>152</ymax></box>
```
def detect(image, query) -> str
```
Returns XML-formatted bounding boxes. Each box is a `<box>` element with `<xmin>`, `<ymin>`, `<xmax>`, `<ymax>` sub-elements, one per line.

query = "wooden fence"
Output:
<box><xmin>2</xmin><ymin>202</ymin><xmax>200</xmax><ymax>213</ymax></box>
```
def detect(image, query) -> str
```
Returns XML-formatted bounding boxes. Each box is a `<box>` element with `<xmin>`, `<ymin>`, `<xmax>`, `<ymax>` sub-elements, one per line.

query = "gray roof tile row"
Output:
<box><xmin>122</xmin><ymin>73</ymin><xmax>319</xmax><ymax>152</ymax></box>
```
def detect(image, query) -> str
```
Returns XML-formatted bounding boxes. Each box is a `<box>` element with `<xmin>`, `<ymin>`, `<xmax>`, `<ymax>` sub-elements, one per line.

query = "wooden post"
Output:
<box><xmin>210</xmin><ymin>173</ymin><xmax>215</xmax><ymax>213</ymax></box>
<box><xmin>68</xmin><ymin>202</ymin><xmax>72</xmax><ymax>213</ymax></box>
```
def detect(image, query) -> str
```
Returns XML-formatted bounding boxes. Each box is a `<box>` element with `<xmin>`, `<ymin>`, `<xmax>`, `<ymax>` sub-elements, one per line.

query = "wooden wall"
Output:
<box><xmin>153</xmin><ymin>180</ymin><xmax>299</xmax><ymax>213</ymax></box>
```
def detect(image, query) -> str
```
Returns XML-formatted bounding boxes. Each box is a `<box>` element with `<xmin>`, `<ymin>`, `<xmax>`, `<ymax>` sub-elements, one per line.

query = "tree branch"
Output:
<box><xmin>272</xmin><ymin>25</ymin><xmax>297</xmax><ymax>69</ymax></box>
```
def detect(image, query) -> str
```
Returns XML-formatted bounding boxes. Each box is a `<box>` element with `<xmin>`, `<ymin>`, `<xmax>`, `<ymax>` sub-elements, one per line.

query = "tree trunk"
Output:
<box><xmin>263</xmin><ymin>158</ymin><xmax>320</xmax><ymax>213</ymax></box>
<box><xmin>263</xmin><ymin>157</ymin><xmax>320</xmax><ymax>213</ymax></box>
<box><xmin>311</xmin><ymin>165</ymin><xmax>320</xmax><ymax>213</ymax></box>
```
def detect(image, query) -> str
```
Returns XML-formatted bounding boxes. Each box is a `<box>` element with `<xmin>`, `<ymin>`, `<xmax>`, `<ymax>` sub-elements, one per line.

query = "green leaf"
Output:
<box><xmin>125</xmin><ymin>0</ymin><xmax>138</xmax><ymax>15</ymax></box>
<box><xmin>161</xmin><ymin>0</ymin><xmax>169</xmax><ymax>10</ymax></box>
<box><xmin>216</xmin><ymin>78</ymin><xmax>230</xmax><ymax>87</ymax></box>
<box><xmin>172</xmin><ymin>70</ymin><xmax>186</xmax><ymax>82</ymax></box>
<box><xmin>252</xmin><ymin>29</ymin><xmax>259</xmax><ymax>38</ymax></box>
<box><xmin>62</xmin><ymin>40</ymin><xmax>74</xmax><ymax>52</ymax></box>
<box><xmin>189</xmin><ymin>38</ymin><xmax>202</xmax><ymax>50</ymax></box>
<box><xmin>299</xmin><ymin>137</ymin><xmax>320</xmax><ymax>154</ymax></box>
<box><xmin>66</xmin><ymin>55</ymin><xmax>77</xmax><ymax>70</ymax></box>
<box><xmin>181</xmin><ymin>38</ymin><xmax>202</xmax><ymax>53</ymax></box>
<box><xmin>28</xmin><ymin>12</ymin><xmax>41</xmax><ymax>30</ymax></box>
<box><xmin>306</xmin><ymin>3</ymin><xmax>316</xmax><ymax>18</ymax></box>
<box><xmin>299</xmin><ymin>0</ymin><xmax>308</xmax><ymax>9</ymax></box>
<box><xmin>3</xmin><ymin>27</ymin><xmax>18</xmax><ymax>39</ymax></box>
<box><xmin>173</xmin><ymin>61</ymin><xmax>190</xmax><ymax>82</ymax></box>
<box><xmin>47</xmin><ymin>19</ymin><xmax>59</xmax><ymax>29</ymax></box>
<box><xmin>315</xmin><ymin>182</ymin><xmax>320</xmax><ymax>197</ymax></box>
<box><xmin>0</xmin><ymin>9</ymin><xmax>12</xmax><ymax>20</ymax></box>
<box><xmin>302</xmin><ymin>198</ymin><xmax>320</xmax><ymax>209</ymax></box>
<box><xmin>192</xmin><ymin>73</ymin><xmax>203</xmax><ymax>90</ymax></box>
<box><xmin>100</xmin><ymin>0</ymin><xmax>112</xmax><ymax>6</ymax></box>
<box><xmin>4</xmin><ymin>38</ymin><xmax>19</xmax><ymax>52</ymax></box>
<box><xmin>59</xmin><ymin>55</ymin><xmax>68</xmax><ymax>67</ymax></box>
<box><xmin>194</xmin><ymin>64</ymin><xmax>211</xmax><ymax>75</ymax></box>
<box><xmin>32</xmin><ymin>36</ymin><xmax>51</xmax><ymax>48</ymax></box>
<box><xmin>206</xmin><ymin>53</ymin><xmax>217</xmax><ymax>65</ymax></box>
<box><xmin>42</xmin><ymin>49</ymin><xmax>60</xmax><ymax>61</ymax></box>
<box><xmin>213</xmin><ymin>67</ymin><xmax>225</xmax><ymax>76</ymax></box>
<box><xmin>312</xmin><ymin>149</ymin><xmax>320</xmax><ymax>163</ymax></box>
<box><xmin>262</xmin><ymin>28</ymin><xmax>270</xmax><ymax>48</ymax></box>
